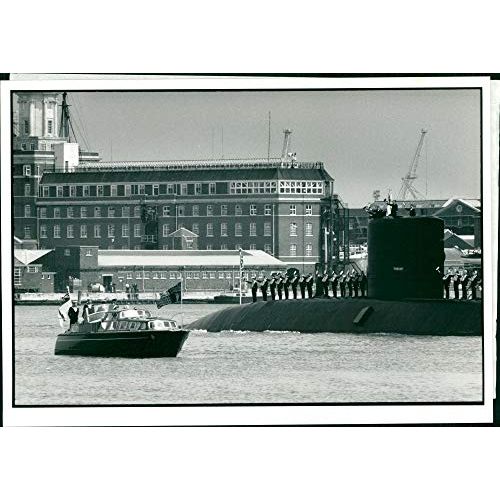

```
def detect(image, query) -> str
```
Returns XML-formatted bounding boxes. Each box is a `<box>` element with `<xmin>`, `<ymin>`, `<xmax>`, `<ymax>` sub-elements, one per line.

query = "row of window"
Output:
<box><xmin>38</xmin><ymin>180</ymin><xmax>324</xmax><ymax>197</ymax></box>
<box><xmin>38</xmin><ymin>221</ymin><xmax>314</xmax><ymax>239</ymax></box>
<box><xmin>34</xmin><ymin>204</ymin><xmax>314</xmax><ymax>219</ymax></box>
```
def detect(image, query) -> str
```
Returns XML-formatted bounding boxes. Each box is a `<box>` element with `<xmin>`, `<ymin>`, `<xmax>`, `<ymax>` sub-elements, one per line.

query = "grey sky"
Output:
<box><xmin>68</xmin><ymin>88</ymin><xmax>481</xmax><ymax>207</ymax></box>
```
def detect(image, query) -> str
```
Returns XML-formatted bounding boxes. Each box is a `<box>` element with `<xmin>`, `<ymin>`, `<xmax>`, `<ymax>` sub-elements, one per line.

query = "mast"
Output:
<box><xmin>60</xmin><ymin>92</ymin><xmax>71</xmax><ymax>140</ymax></box>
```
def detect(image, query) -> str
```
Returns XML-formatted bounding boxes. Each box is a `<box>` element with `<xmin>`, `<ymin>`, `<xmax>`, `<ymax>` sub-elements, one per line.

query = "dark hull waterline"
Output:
<box><xmin>54</xmin><ymin>330</ymin><xmax>189</xmax><ymax>357</ymax></box>
<box><xmin>189</xmin><ymin>298</ymin><xmax>482</xmax><ymax>336</ymax></box>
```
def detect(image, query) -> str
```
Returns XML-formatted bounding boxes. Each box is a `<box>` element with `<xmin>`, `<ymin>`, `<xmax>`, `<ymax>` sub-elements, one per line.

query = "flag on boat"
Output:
<box><xmin>156</xmin><ymin>282</ymin><xmax>182</xmax><ymax>309</ymax></box>
<box><xmin>239</xmin><ymin>247</ymin><xmax>244</xmax><ymax>270</ymax></box>
<box><xmin>58</xmin><ymin>292</ymin><xmax>72</xmax><ymax>329</ymax></box>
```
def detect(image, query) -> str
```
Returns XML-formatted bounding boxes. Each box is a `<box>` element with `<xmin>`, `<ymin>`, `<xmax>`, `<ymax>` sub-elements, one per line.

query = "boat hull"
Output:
<box><xmin>54</xmin><ymin>330</ymin><xmax>189</xmax><ymax>357</ymax></box>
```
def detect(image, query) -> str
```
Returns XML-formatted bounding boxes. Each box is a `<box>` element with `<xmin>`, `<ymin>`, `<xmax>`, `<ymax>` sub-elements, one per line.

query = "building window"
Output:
<box><xmin>306</xmin><ymin>243</ymin><xmax>313</xmax><ymax>257</ymax></box>
<box><xmin>40</xmin><ymin>225</ymin><xmax>47</xmax><ymax>238</ymax></box>
<box><xmin>250</xmin><ymin>222</ymin><xmax>257</xmax><ymax>236</ymax></box>
<box><xmin>67</xmin><ymin>225</ymin><xmax>74</xmax><ymax>238</ymax></box>
<box><xmin>83</xmin><ymin>185</ymin><xmax>90</xmax><ymax>197</ymax></box>
<box><xmin>47</xmin><ymin>120</ymin><xmax>53</xmax><ymax>134</ymax></box>
<box><xmin>235</xmin><ymin>223</ymin><xmax>242</xmax><ymax>237</ymax></box>
<box><xmin>152</xmin><ymin>272</ymin><xmax>159</xmax><ymax>279</ymax></box>
<box><xmin>24</xmin><ymin>120</ymin><xmax>29</xmax><ymax>134</ymax></box>
<box><xmin>108</xmin><ymin>224</ymin><xmax>115</xmax><ymax>238</ymax></box>
<box><xmin>54</xmin><ymin>207</ymin><xmax>60</xmax><ymax>218</ymax></box>
<box><xmin>25</xmin><ymin>183</ymin><xmax>31</xmax><ymax>196</ymax></box>
<box><xmin>192</xmin><ymin>223</ymin><xmax>199</xmax><ymax>235</ymax></box>
<box><xmin>209</xmin><ymin>182</ymin><xmax>216</xmax><ymax>194</ymax></box>
<box><xmin>134</xmin><ymin>206</ymin><xmax>141</xmax><ymax>217</ymax></box>
<box><xmin>221</xmin><ymin>222</ymin><xmax>228</xmax><ymax>237</ymax></box>
<box><xmin>190</xmin><ymin>204</ymin><xmax>198</xmax><ymax>216</ymax></box>
<box><xmin>305</xmin><ymin>222</ymin><xmax>313</xmax><ymax>236</ymax></box>
<box><xmin>23</xmin><ymin>165</ymin><xmax>31</xmax><ymax>176</ymax></box>
<box><xmin>67</xmin><ymin>207</ymin><xmax>73</xmax><ymax>218</ymax></box>
<box><xmin>261</xmin><ymin>221</ymin><xmax>271</xmax><ymax>237</ymax></box>
<box><xmin>124</xmin><ymin>185</ymin><xmax>132</xmax><ymax>197</ymax></box>
<box><xmin>55</xmin><ymin>186</ymin><xmax>63</xmax><ymax>197</ymax></box>
<box><xmin>97</xmin><ymin>185</ymin><xmax>105</xmax><ymax>197</ymax></box>
<box><xmin>264</xmin><ymin>244</ymin><xmax>272</xmax><ymax>254</ymax></box>
<box><xmin>177</xmin><ymin>205</ymin><xmax>185</xmax><ymax>217</ymax></box>
<box><xmin>195</xmin><ymin>183</ymin><xmax>202</xmax><ymax>195</ymax></box>
<box><xmin>264</xmin><ymin>204</ymin><xmax>271</xmax><ymax>216</ymax></box>
<box><xmin>81</xmin><ymin>207</ymin><xmax>87</xmax><ymax>218</ymax></box>
<box><xmin>54</xmin><ymin>225</ymin><xmax>61</xmax><ymax>238</ymax></box>
<box><xmin>163</xmin><ymin>224</ymin><xmax>170</xmax><ymax>237</ymax></box>
<box><xmin>30</xmin><ymin>143</ymin><xmax>36</xmax><ymax>151</ymax></box>
<box><xmin>305</xmin><ymin>204</ymin><xmax>313</xmax><ymax>216</ymax></box>
<box><xmin>14</xmin><ymin>268</ymin><xmax>22</xmax><ymax>286</ymax></box>
<box><xmin>24</xmin><ymin>205</ymin><xmax>31</xmax><ymax>218</ymax></box>
<box><xmin>290</xmin><ymin>244</ymin><xmax>297</xmax><ymax>256</ymax></box>
<box><xmin>81</xmin><ymin>225</ymin><xmax>87</xmax><ymax>238</ymax></box>
<box><xmin>220</xmin><ymin>244</ymin><xmax>227</xmax><ymax>250</ymax></box>
<box><xmin>108</xmin><ymin>207</ymin><xmax>115</xmax><ymax>218</ymax></box>
<box><xmin>207</xmin><ymin>223</ymin><xmax>214</xmax><ymax>237</ymax></box>
<box><xmin>27</xmin><ymin>265</ymin><xmax>39</xmax><ymax>273</ymax></box>
<box><xmin>122</xmin><ymin>224</ymin><xmax>129</xmax><ymax>237</ymax></box>
<box><xmin>111</xmin><ymin>185</ymin><xmax>118</xmax><ymax>197</ymax></box>
<box><xmin>42</xmin><ymin>186</ymin><xmax>49</xmax><ymax>197</ymax></box>
<box><xmin>122</xmin><ymin>206</ymin><xmax>130</xmax><ymax>217</ymax></box>
<box><xmin>163</xmin><ymin>206</ymin><xmax>171</xmax><ymax>216</ymax></box>
<box><xmin>289</xmin><ymin>205</ymin><xmax>296</xmax><ymax>216</ymax></box>
<box><xmin>152</xmin><ymin>185</ymin><xmax>159</xmax><ymax>196</ymax></box>
<box><xmin>138</xmin><ymin>184</ymin><xmax>145</xmax><ymax>195</ymax></box>
<box><xmin>290</xmin><ymin>222</ymin><xmax>297</xmax><ymax>236</ymax></box>
<box><xmin>134</xmin><ymin>224</ymin><xmax>141</xmax><ymax>237</ymax></box>
<box><xmin>207</xmin><ymin>205</ymin><xmax>213</xmax><ymax>216</ymax></box>
<box><xmin>94</xmin><ymin>207</ymin><xmax>101</xmax><ymax>218</ymax></box>
<box><xmin>221</xmin><ymin>205</ymin><xmax>228</xmax><ymax>216</ymax></box>
<box><xmin>167</xmin><ymin>184</ymin><xmax>175</xmax><ymax>195</ymax></box>
<box><xmin>94</xmin><ymin>225</ymin><xmax>101</xmax><ymax>238</ymax></box>
<box><xmin>180</xmin><ymin>183</ymin><xmax>188</xmax><ymax>195</ymax></box>
<box><xmin>249</xmin><ymin>244</ymin><xmax>257</xmax><ymax>250</ymax></box>
<box><xmin>21</xmin><ymin>143</ymin><xmax>27</xmax><ymax>151</ymax></box>
<box><xmin>235</xmin><ymin>204</ymin><xmax>242</xmax><ymax>216</ymax></box>
<box><xmin>250</xmin><ymin>204</ymin><xmax>257</xmax><ymax>216</ymax></box>
<box><xmin>39</xmin><ymin>207</ymin><xmax>46</xmax><ymax>218</ymax></box>
<box><xmin>69</xmin><ymin>185</ymin><xmax>76</xmax><ymax>198</ymax></box>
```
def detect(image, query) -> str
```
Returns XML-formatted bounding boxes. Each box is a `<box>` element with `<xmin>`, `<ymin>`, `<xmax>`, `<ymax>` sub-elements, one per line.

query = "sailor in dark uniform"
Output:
<box><xmin>260</xmin><ymin>277</ymin><xmax>269</xmax><ymax>301</ymax></box>
<box><xmin>345</xmin><ymin>273</ymin><xmax>353</xmax><ymax>297</ymax></box>
<box><xmin>68</xmin><ymin>300</ymin><xmax>80</xmax><ymax>326</ymax></box>
<box><xmin>299</xmin><ymin>275</ymin><xmax>307</xmax><ymax>299</ymax></box>
<box><xmin>247</xmin><ymin>276</ymin><xmax>259</xmax><ymax>303</ymax></box>
<box><xmin>359</xmin><ymin>271</ymin><xmax>367</xmax><ymax>297</ymax></box>
<box><xmin>352</xmin><ymin>271</ymin><xmax>359</xmax><ymax>298</ymax></box>
<box><xmin>305</xmin><ymin>274</ymin><xmax>314</xmax><ymax>299</ymax></box>
<box><xmin>322</xmin><ymin>271</ymin><xmax>330</xmax><ymax>298</ymax></box>
<box><xmin>291</xmin><ymin>272</ymin><xmax>299</xmax><ymax>299</ymax></box>
<box><xmin>283</xmin><ymin>274</ymin><xmax>291</xmax><ymax>300</ymax></box>
<box><xmin>329</xmin><ymin>271</ymin><xmax>338</xmax><ymax>298</ymax></box>
<box><xmin>452</xmin><ymin>270</ymin><xmax>460</xmax><ymax>299</ymax></box>
<box><xmin>269</xmin><ymin>274</ymin><xmax>277</xmax><ymax>301</ymax></box>
<box><xmin>470</xmin><ymin>271</ymin><xmax>479</xmax><ymax>300</ymax></box>
<box><xmin>338</xmin><ymin>271</ymin><xmax>346</xmax><ymax>298</ymax></box>
<box><xmin>461</xmin><ymin>271</ymin><xmax>470</xmax><ymax>300</ymax></box>
<box><xmin>314</xmin><ymin>270</ymin><xmax>323</xmax><ymax>298</ymax></box>
<box><xmin>442</xmin><ymin>270</ymin><xmax>452</xmax><ymax>299</ymax></box>
<box><xmin>277</xmin><ymin>274</ymin><xmax>284</xmax><ymax>300</ymax></box>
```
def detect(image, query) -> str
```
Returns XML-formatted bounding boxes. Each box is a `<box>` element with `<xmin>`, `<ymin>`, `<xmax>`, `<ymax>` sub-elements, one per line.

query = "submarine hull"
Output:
<box><xmin>189</xmin><ymin>298</ymin><xmax>482</xmax><ymax>336</ymax></box>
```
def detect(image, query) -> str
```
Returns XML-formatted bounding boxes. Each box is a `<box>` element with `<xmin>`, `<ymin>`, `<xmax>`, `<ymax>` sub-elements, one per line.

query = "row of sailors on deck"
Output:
<box><xmin>442</xmin><ymin>269</ymin><xmax>481</xmax><ymax>300</ymax></box>
<box><xmin>246</xmin><ymin>270</ymin><xmax>368</xmax><ymax>302</ymax></box>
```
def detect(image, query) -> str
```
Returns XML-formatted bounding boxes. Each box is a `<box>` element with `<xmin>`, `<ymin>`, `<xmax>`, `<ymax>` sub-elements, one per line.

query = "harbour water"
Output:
<box><xmin>14</xmin><ymin>304</ymin><xmax>482</xmax><ymax>405</ymax></box>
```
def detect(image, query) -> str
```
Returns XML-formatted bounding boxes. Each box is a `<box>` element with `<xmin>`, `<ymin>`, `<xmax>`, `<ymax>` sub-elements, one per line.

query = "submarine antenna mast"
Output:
<box><xmin>397</xmin><ymin>129</ymin><xmax>427</xmax><ymax>201</ymax></box>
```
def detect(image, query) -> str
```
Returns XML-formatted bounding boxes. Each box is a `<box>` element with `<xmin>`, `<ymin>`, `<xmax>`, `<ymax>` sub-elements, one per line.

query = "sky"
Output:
<box><xmin>65</xmin><ymin>88</ymin><xmax>481</xmax><ymax>207</ymax></box>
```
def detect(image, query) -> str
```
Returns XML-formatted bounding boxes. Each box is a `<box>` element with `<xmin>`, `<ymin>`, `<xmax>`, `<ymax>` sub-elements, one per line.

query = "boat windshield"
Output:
<box><xmin>148</xmin><ymin>319</ymin><xmax>178</xmax><ymax>330</ymax></box>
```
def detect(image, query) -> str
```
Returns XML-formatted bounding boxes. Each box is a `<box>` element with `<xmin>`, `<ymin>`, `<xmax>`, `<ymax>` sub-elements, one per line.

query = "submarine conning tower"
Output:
<box><xmin>367</xmin><ymin>216</ymin><xmax>445</xmax><ymax>300</ymax></box>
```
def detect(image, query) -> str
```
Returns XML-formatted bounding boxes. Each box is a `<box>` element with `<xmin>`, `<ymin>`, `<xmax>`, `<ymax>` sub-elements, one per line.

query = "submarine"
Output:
<box><xmin>189</xmin><ymin>216</ymin><xmax>482</xmax><ymax>336</ymax></box>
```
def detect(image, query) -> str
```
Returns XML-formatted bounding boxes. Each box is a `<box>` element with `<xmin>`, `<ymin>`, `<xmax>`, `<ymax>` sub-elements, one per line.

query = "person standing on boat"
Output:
<box><xmin>269</xmin><ymin>274</ymin><xmax>277</xmax><ymax>300</ymax></box>
<box><xmin>359</xmin><ymin>271</ymin><xmax>367</xmax><ymax>297</ymax></box>
<box><xmin>68</xmin><ymin>300</ymin><xmax>80</xmax><ymax>327</ymax></box>
<box><xmin>329</xmin><ymin>271</ymin><xmax>338</xmax><ymax>298</ymax></box>
<box><xmin>247</xmin><ymin>276</ymin><xmax>259</xmax><ymax>302</ymax></box>
<box><xmin>260</xmin><ymin>277</ymin><xmax>269</xmax><ymax>301</ymax></box>
<box><xmin>352</xmin><ymin>271</ymin><xmax>360</xmax><ymax>298</ymax></box>
<box><xmin>306</xmin><ymin>274</ymin><xmax>314</xmax><ymax>299</ymax></box>
<box><xmin>283</xmin><ymin>274</ymin><xmax>291</xmax><ymax>300</ymax></box>
<box><xmin>442</xmin><ymin>269</ymin><xmax>452</xmax><ymax>299</ymax></box>
<box><xmin>461</xmin><ymin>271</ymin><xmax>470</xmax><ymax>300</ymax></box>
<box><xmin>314</xmin><ymin>270</ymin><xmax>323</xmax><ymax>298</ymax></box>
<box><xmin>276</xmin><ymin>274</ymin><xmax>284</xmax><ymax>300</ymax></box>
<box><xmin>291</xmin><ymin>271</ymin><xmax>299</xmax><ymax>299</ymax></box>
<box><xmin>452</xmin><ymin>270</ymin><xmax>460</xmax><ymax>299</ymax></box>
<box><xmin>299</xmin><ymin>275</ymin><xmax>307</xmax><ymax>299</ymax></box>
<box><xmin>339</xmin><ymin>271</ymin><xmax>345</xmax><ymax>298</ymax></box>
<box><xmin>470</xmin><ymin>270</ymin><xmax>480</xmax><ymax>300</ymax></box>
<box><xmin>322</xmin><ymin>271</ymin><xmax>330</xmax><ymax>298</ymax></box>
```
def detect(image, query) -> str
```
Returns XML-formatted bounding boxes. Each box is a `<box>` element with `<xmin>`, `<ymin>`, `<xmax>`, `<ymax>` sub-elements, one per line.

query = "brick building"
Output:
<box><xmin>36</xmin><ymin>158</ymin><xmax>335</xmax><ymax>273</ymax></box>
<box><xmin>14</xmin><ymin>248</ymin><xmax>55</xmax><ymax>292</ymax></box>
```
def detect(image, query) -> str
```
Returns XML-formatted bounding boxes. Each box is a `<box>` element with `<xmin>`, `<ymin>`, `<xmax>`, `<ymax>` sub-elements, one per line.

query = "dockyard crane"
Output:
<box><xmin>397</xmin><ymin>129</ymin><xmax>428</xmax><ymax>201</ymax></box>
<box><xmin>280</xmin><ymin>128</ymin><xmax>292</xmax><ymax>166</ymax></box>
